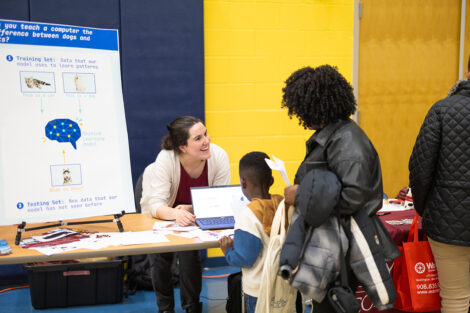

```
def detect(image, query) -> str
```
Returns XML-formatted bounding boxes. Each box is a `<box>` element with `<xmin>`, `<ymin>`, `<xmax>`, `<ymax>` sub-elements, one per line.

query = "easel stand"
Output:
<box><xmin>15</xmin><ymin>210</ymin><xmax>126</xmax><ymax>245</ymax></box>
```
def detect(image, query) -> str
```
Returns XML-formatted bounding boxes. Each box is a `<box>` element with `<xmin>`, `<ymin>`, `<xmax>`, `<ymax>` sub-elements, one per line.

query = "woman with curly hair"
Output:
<box><xmin>282</xmin><ymin>65</ymin><xmax>394</xmax><ymax>313</ymax></box>
<box><xmin>282</xmin><ymin>65</ymin><xmax>356</xmax><ymax>131</ymax></box>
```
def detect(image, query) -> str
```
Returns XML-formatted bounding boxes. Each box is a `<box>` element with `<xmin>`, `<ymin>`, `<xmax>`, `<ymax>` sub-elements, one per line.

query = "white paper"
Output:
<box><xmin>152</xmin><ymin>221</ymin><xmax>176</xmax><ymax>229</ymax></box>
<box><xmin>265</xmin><ymin>155</ymin><xmax>291</xmax><ymax>186</ymax></box>
<box><xmin>172</xmin><ymin>230</ymin><xmax>203</xmax><ymax>239</ymax></box>
<box><xmin>31</xmin><ymin>241</ymin><xmax>85</xmax><ymax>256</ymax></box>
<box><xmin>217</xmin><ymin>229</ymin><xmax>234</xmax><ymax>238</ymax></box>
<box><xmin>27</xmin><ymin>230</ymin><xmax>170</xmax><ymax>255</ymax></box>
<box><xmin>196</xmin><ymin>229</ymin><xmax>234</xmax><ymax>242</ymax></box>
<box><xmin>197</xmin><ymin>231</ymin><xmax>222</xmax><ymax>242</ymax></box>
<box><xmin>119</xmin><ymin>231</ymin><xmax>169</xmax><ymax>245</ymax></box>
<box><xmin>153</xmin><ymin>221</ymin><xmax>199</xmax><ymax>232</ymax></box>
<box><xmin>379</xmin><ymin>202</ymin><xmax>413</xmax><ymax>212</ymax></box>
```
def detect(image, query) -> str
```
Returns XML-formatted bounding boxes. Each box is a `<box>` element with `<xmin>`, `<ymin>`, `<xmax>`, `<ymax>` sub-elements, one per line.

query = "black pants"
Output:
<box><xmin>149</xmin><ymin>250</ymin><xmax>202</xmax><ymax>311</ymax></box>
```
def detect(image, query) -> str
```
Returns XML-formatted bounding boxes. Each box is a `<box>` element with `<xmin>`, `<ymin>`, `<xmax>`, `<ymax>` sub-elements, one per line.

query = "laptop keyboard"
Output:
<box><xmin>198</xmin><ymin>217</ymin><xmax>234</xmax><ymax>225</ymax></box>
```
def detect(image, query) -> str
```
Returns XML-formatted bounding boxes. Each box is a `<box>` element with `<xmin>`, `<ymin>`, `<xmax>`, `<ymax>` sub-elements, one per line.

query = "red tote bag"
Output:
<box><xmin>392</xmin><ymin>214</ymin><xmax>441</xmax><ymax>312</ymax></box>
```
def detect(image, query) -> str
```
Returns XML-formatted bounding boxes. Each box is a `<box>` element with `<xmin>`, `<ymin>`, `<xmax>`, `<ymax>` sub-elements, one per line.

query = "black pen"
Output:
<box><xmin>377</xmin><ymin>212</ymin><xmax>391</xmax><ymax>216</ymax></box>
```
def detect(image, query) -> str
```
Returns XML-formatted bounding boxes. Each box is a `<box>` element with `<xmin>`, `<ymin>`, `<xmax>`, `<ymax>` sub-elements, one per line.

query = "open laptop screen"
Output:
<box><xmin>190</xmin><ymin>185</ymin><xmax>248</xmax><ymax>219</ymax></box>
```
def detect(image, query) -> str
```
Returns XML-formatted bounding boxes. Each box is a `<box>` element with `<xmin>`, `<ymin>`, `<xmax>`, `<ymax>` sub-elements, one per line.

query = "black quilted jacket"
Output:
<box><xmin>409</xmin><ymin>79</ymin><xmax>470</xmax><ymax>246</ymax></box>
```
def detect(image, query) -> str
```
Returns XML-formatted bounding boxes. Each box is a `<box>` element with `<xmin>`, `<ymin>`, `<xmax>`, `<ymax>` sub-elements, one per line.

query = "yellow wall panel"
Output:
<box><xmin>310</xmin><ymin>5</ymin><xmax>331</xmax><ymax>30</ymax></box>
<box><xmin>214</xmin><ymin>137</ymin><xmax>268</xmax><ymax>165</ymax></box>
<box><xmin>279</xmin><ymin>4</ymin><xmax>317</xmax><ymax>30</ymax></box>
<box><xmin>207</xmin><ymin>111</ymin><xmax>281</xmax><ymax>137</ymax></box>
<box><xmin>279</xmin><ymin>115</ymin><xmax>312</xmax><ymax>136</ymax></box>
<box><xmin>230</xmin><ymin>56</ymin><xmax>280</xmax><ymax>83</ymax></box>
<box><xmin>205</xmin><ymin>0</ymin><xmax>354</xmax><ymax>189</ymax></box>
<box><xmin>278</xmin><ymin>57</ymin><xmax>316</xmax><ymax>79</ymax></box>
<box><xmin>205</xmin><ymin>30</ymin><xmax>255</xmax><ymax>56</ymax></box>
<box><xmin>212</xmin><ymin>134</ymin><xmax>309</xmax><ymax>195</ymax></box>
<box><xmin>252</xmin><ymin>3</ymin><xmax>281</xmax><ymax>29</ymax></box>
<box><xmin>255</xmin><ymin>31</ymin><xmax>305</xmax><ymax>56</ymax></box>
<box><xmin>204</xmin><ymin>2</ymin><xmax>256</xmax><ymax>30</ymax></box>
<box><xmin>359</xmin><ymin>0</ymin><xmax>461</xmax><ymax>197</ymax></box>
<box><xmin>329</xmin><ymin>5</ymin><xmax>354</xmax><ymax>29</ymax></box>
<box><xmin>306</xmin><ymin>31</ymin><xmax>353</xmax><ymax>56</ymax></box>
<box><xmin>204</xmin><ymin>57</ymin><xmax>230</xmax><ymax>84</ymax></box>
<box><xmin>205</xmin><ymin>84</ymin><xmax>256</xmax><ymax>111</ymax></box>
<box><xmin>254</xmin><ymin>84</ymin><xmax>283</xmax><ymax>110</ymax></box>
<box><xmin>213</xmin><ymin>135</ymin><xmax>307</xmax><ymax>163</ymax></box>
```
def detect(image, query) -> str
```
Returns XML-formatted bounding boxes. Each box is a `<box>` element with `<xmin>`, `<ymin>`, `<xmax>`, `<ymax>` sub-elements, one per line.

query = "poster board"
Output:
<box><xmin>0</xmin><ymin>19</ymin><xmax>135</xmax><ymax>225</ymax></box>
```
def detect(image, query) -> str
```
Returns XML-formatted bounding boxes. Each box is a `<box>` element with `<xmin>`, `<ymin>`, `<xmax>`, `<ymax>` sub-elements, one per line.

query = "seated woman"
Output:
<box><xmin>140</xmin><ymin>115</ymin><xmax>230</xmax><ymax>313</ymax></box>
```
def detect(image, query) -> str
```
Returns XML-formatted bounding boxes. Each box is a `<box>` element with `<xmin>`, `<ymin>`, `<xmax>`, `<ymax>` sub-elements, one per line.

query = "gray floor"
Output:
<box><xmin>0</xmin><ymin>265</ymin><xmax>239</xmax><ymax>313</ymax></box>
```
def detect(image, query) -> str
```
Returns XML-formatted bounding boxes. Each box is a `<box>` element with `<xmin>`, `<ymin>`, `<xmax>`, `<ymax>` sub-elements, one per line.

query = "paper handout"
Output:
<box><xmin>153</xmin><ymin>221</ymin><xmax>200</xmax><ymax>232</ymax></box>
<box><xmin>265</xmin><ymin>155</ymin><xmax>291</xmax><ymax>186</ymax></box>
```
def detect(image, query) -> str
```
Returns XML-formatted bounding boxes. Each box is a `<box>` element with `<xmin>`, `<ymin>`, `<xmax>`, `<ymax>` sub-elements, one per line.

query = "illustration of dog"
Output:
<box><xmin>74</xmin><ymin>74</ymin><xmax>86</xmax><ymax>92</ymax></box>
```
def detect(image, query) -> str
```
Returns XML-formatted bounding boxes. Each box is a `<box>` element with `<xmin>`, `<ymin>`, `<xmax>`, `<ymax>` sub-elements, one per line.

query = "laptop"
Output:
<box><xmin>190</xmin><ymin>185</ymin><xmax>249</xmax><ymax>230</ymax></box>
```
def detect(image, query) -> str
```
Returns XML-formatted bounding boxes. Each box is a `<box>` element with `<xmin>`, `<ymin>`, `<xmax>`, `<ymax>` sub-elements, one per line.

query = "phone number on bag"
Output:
<box><xmin>416</xmin><ymin>283</ymin><xmax>439</xmax><ymax>290</ymax></box>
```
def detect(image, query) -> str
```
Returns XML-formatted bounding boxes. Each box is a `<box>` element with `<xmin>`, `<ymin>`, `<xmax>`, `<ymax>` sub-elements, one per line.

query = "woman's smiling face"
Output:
<box><xmin>179</xmin><ymin>122</ymin><xmax>211</xmax><ymax>160</ymax></box>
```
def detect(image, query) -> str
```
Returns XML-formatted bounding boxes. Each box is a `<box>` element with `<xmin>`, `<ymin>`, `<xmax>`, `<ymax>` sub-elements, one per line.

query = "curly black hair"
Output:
<box><xmin>281</xmin><ymin>65</ymin><xmax>356</xmax><ymax>128</ymax></box>
<box><xmin>239</xmin><ymin>151</ymin><xmax>273</xmax><ymax>189</ymax></box>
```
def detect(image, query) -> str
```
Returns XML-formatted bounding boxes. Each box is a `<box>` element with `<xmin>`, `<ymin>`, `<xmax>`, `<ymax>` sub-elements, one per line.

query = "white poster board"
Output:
<box><xmin>0</xmin><ymin>19</ymin><xmax>136</xmax><ymax>225</ymax></box>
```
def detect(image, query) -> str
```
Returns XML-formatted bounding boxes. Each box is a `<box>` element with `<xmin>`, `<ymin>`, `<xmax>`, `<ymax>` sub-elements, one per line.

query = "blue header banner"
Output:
<box><xmin>0</xmin><ymin>19</ymin><xmax>118</xmax><ymax>51</ymax></box>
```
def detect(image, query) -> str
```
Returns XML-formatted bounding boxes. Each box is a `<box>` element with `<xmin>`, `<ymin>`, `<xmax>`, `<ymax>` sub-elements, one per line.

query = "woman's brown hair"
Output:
<box><xmin>161</xmin><ymin>116</ymin><xmax>203</xmax><ymax>153</ymax></box>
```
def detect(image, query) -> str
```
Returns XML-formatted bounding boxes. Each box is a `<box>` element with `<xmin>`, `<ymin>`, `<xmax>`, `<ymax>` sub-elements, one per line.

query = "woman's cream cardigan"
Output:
<box><xmin>140</xmin><ymin>143</ymin><xmax>230</xmax><ymax>218</ymax></box>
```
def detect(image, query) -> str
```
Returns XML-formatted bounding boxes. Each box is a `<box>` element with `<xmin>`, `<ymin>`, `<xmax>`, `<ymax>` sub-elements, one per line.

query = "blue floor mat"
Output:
<box><xmin>0</xmin><ymin>266</ymin><xmax>240</xmax><ymax>313</ymax></box>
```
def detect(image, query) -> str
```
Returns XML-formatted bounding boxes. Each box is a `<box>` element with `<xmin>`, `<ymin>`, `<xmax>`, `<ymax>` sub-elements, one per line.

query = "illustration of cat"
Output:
<box><xmin>25</xmin><ymin>77</ymin><xmax>50</xmax><ymax>89</ymax></box>
<box><xmin>74</xmin><ymin>74</ymin><xmax>86</xmax><ymax>92</ymax></box>
<box><xmin>63</xmin><ymin>168</ymin><xmax>72</xmax><ymax>185</ymax></box>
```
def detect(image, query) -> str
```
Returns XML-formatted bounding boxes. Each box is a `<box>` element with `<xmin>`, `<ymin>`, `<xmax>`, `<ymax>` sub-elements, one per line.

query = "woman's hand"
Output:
<box><xmin>174</xmin><ymin>204</ymin><xmax>193</xmax><ymax>213</ymax></box>
<box><xmin>218</xmin><ymin>236</ymin><xmax>234</xmax><ymax>254</ymax></box>
<box><xmin>284</xmin><ymin>184</ymin><xmax>299</xmax><ymax>207</ymax></box>
<box><xmin>174</xmin><ymin>208</ymin><xmax>196</xmax><ymax>226</ymax></box>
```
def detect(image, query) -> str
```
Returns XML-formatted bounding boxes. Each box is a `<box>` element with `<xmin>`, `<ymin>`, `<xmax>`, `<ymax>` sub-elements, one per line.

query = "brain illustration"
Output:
<box><xmin>45</xmin><ymin>119</ymin><xmax>81</xmax><ymax>149</ymax></box>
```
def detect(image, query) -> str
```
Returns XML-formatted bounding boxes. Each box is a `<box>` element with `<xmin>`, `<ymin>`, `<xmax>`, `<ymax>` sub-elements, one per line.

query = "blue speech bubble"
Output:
<box><xmin>45</xmin><ymin>119</ymin><xmax>81</xmax><ymax>149</ymax></box>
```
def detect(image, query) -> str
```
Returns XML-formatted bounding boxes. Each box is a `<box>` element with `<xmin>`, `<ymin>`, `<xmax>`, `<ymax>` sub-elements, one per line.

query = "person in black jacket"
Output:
<box><xmin>282</xmin><ymin>65</ymin><xmax>396</xmax><ymax>313</ymax></box>
<box><xmin>409</xmin><ymin>57</ymin><xmax>470</xmax><ymax>313</ymax></box>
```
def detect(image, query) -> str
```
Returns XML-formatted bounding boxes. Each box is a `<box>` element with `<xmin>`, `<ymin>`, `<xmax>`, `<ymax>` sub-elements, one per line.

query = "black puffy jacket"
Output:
<box><xmin>409</xmin><ymin>79</ymin><xmax>470</xmax><ymax>246</ymax></box>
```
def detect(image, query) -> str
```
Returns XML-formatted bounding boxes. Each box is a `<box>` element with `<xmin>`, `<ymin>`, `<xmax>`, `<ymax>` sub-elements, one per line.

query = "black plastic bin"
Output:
<box><xmin>24</xmin><ymin>260</ymin><xmax>123</xmax><ymax>309</ymax></box>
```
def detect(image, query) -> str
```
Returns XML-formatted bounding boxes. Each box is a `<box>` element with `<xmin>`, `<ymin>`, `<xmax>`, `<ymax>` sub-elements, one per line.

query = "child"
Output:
<box><xmin>218</xmin><ymin>151</ymin><xmax>283</xmax><ymax>313</ymax></box>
